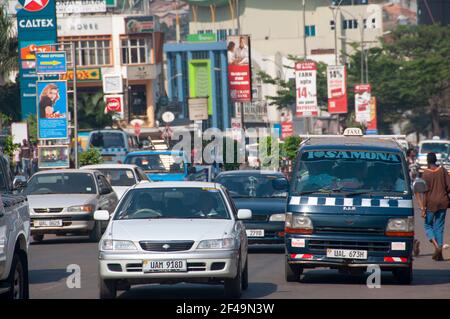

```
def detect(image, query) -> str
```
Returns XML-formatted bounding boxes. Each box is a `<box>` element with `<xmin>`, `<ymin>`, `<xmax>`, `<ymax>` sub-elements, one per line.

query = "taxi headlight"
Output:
<box><xmin>197</xmin><ymin>238</ymin><xmax>236</xmax><ymax>250</ymax></box>
<box><xmin>101</xmin><ymin>239</ymin><xmax>137</xmax><ymax>251</ymax></box>
<box><xmin>269</xmin><ymin>213</ymin><xmax>286</xmax><ymax>222</ymax></box>
<box><xmin>285</xmin><ymin>213</ymin><xmax>313</xmax><ymax>229</ymax></box>
<box><xmin>386</xmin><ymin>217</ymin><xmax>414</xmax><ymax>236</ymax></box>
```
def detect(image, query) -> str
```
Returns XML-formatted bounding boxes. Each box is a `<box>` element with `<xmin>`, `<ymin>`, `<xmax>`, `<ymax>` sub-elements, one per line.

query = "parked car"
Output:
<box><xmin>0</xmin><ymin>153</ymin><xmax>30</xmax><ymax>299</ymax></box>
<box><xmin>87</xmin><ymin>129</ymin><xmax>140</xmax><ymax>164</ymax></box>
<box><xmin>81</xmin><ymin>164</ymin><xmax>150</xmax><ymax>199</ymax></box>
<box><xmin>24</xmin><ymin>169</ymin><xmax>118</xmax><ymax>242</ymax></box>
<box><xmin>124</xmin><ymin>150</ymin><xmax>192</xmax><ymax>181</ymax></box>
<box><xmin>215</xmin><ymin>170</ymin><xmax>289</xmax><ymax>245</ymax></box>
<box><xmin>95</xmin><ymin>181</ymin><xmax>251</xmax><ymax>299</ymax></box>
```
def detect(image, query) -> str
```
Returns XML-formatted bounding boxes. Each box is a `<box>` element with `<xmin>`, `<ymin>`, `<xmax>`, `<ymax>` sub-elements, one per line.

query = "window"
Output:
<box><xmin>121</xmin><ymin>37</ymin><xmax>151</xmax><ymax>65</ymax></box>
<box><xmin>59</xmin><ymin>36</ymin><xmax>112</xmax><ymax>66</ymax></box>
<box><xmin>305</xmin><ymin>25</ymin><xmax>316</xmax><ymax>37</ymax></box>
<box><xmin>343</xmin><ymin>19</ymin><xmax>358</xmax><ymax>29</ymax></box>
<box><xmin>330</xmin><ymin>20</ymin><xmax>336</xmax><ymax>31</ymax></box>
<box><xmin>217</xmin><ymin>29</ymin><xmax>227</xmax><ymax>41</ymax></box>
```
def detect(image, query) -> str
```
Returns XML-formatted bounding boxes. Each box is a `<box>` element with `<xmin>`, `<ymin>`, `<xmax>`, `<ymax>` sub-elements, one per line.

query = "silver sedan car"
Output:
<box><xmin>95</xmin><ymin>181</ymin><xmax>252</xmax><ymax>299</ymax></box>
<box><xmin>24</xmin><ymin>169</ymin><xmax>118</xmax><ymax>242</ymax></box>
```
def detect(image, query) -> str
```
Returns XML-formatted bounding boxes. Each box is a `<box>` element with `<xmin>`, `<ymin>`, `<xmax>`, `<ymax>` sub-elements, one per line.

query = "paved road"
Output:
<box><xmin>29</xmin><ymin>207</ymin><xmax>450</xmax><ymax>299</ymax></box>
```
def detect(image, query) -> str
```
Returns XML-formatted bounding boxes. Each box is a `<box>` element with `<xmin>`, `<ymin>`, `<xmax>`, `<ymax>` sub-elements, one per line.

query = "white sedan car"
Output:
<box><xmin>81</xmin><ymin>164</ymin><xmax>150</xmax><ymax>199</ymax></box>
<box><xmin>95</xmin><ymin>181</ymin><xmax>252</xmax><ymax>299</ymax></box>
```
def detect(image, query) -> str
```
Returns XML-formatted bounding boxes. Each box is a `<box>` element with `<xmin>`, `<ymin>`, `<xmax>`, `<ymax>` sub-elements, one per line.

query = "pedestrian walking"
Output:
<box><xmin>20</xmin><ymin>139</ymin><xmax>32</xmax><ymax>179</ymax></box>
<box><xmin>12</xmin><ymin>146</ymin><xmax>21</xmax><ymax>175</ymax></box>
<box><xmin>420</xmin><ymin>152</ymin><xmax>450</xmax><ymax>261</ymax></box>
<box><xmin>31</xmin><ymin>142</ymin><xmax>39</xmax><ymax>175</ymax></box>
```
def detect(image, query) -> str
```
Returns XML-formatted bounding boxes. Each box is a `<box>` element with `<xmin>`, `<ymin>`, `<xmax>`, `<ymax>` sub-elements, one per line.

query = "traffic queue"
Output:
<box><xmin>1</xmin><ymin>127</ymin><xmax>448</xmax><ymax>299</ymax></box>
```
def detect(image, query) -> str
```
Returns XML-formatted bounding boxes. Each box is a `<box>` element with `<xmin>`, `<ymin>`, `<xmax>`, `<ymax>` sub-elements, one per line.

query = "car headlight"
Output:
<box><xmin>101</xmin><ymin>239</ymin><xmax>137</xmax><ymax>251</ymax></box>
<box><xmin>197</xmin><ymin>238</ymin><xmax>236</xmax><ymax>250</ymax></box>
<box><xmin>386</xmin><ymin>217</ymin><xmax>414</xmax><ymax>236</ymax></box>
<box><xmin>67</xmin><ymin>205</ymin><xmax>94</xmax><ymax>213</ymax></box>
<box><xmin>285</xmin><ymin>213</ymin><xmax>313</xmax><ymax>234</ymax></box>
<box><xmin>269</xmin><ymin>213</ymin><xmax>286</xmax><ymax>222</ymax></box>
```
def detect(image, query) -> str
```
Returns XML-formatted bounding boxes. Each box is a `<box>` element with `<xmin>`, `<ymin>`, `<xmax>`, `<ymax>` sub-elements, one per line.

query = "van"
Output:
<box><xmin>87</xmin><ymin>129</ymin><xmax>140</xmax><ymax>164</ymax></box>
<box><xmin>285</xmin><ymin>129</ymin><xmax>414</xmax><ymax>284</ymax></box>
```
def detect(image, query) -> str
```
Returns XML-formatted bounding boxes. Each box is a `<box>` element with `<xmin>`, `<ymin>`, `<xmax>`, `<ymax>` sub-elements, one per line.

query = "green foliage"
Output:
<box><xmin>0</xmin><ymin>81</ymin><xmax>20</xmax><ymax>122</ymax></box>
<box><xmin>259</xmin><ymin>136</ymin><xmax>281</xmax><ymax>169</ymax></box>
<box><xmin>73</xmin><ymin>92</ymin><xmax>113</xmax><ymax>130</ymax></box>
<box><xmin>281</xmin><ymin>136</ymin><xmax>302</xmax><ymax>160</ymax></box>
<box><xmin>79</xmin><ymin>148</ymin><xmax>103</xmax><ymax>166</ymax></box>
<box><xmin>3</xmin><ymin>135</ymin><xmax>18</xmax><ymax>158</ymax></box>
<box><xmin>0</xmin><ymin>5</ymin><xmax>17</xmax><ymax>76</ymax></box>
<box><xmin>26</xmin><ymin>115</ymin><xmax>37</xmax><ymax>144</ymax></box>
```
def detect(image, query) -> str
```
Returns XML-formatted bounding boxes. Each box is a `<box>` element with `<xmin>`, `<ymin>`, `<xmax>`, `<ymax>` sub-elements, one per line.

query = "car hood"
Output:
<box><xmin>112</xmin><ymin>186</ymin><xmax>130</xmax><ymax>199</ymax></box>
<box><xmin>232</xmin><ymin>197</ymin><xmax>287</xmax><ymax>216</ymax></box>
<box><xmin>146</xmin><ymin>173</ymin><xmax>185</xmax><ymax>181</ymax></box>
<box><xmin>109</xmin><ymin>219</ymin><xmax>235</xmax><ymax>242</ymax></box>
<box><xmin>27</xmin><ymin>194</ymin><xmax>98</xmax><ymax>208</ymax></box>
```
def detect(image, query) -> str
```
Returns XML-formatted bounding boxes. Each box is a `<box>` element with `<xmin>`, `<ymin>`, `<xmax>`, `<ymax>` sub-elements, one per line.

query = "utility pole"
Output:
<box><xmin>71</xmin><ymin>43</ymin><xmax>78</xmax><ymax>169</ymax></box>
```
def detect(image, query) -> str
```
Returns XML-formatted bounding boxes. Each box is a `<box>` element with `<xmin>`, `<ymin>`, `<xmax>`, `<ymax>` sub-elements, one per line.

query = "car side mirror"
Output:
<box><xmin>237</xmin><ymin>209</ymin><xmax>252</xmax><ymax>220</ymax></box>
<box><xmin>13</xmin><ymin>176</ymin><xmax>27</xmax><ymax>190</ymax></box>
<box><xmin>94</xmin><ymin>210</ymin><xmax>110</xmax><ymax>221</ymax></box>
<box><xmin>413</xmin><ymin>178</ymin><xmax>427</xmax><ymax>194</ymax></box>
<box><xmin>273</xmin><ymin>178</ymin><xmax>289</xmax><ymax>191</ymax></box>
<box><xmin>100</xmin><ymin>187</ymin><xmax>111</xmax><ymax>195</ymax></box>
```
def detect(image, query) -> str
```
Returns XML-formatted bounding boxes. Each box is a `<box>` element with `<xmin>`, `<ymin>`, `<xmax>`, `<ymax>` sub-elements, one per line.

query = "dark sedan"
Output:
<box><xmin>215</xmin><ymin>170</ymin><xmax>289</xmax><ymax>244</ymax></box>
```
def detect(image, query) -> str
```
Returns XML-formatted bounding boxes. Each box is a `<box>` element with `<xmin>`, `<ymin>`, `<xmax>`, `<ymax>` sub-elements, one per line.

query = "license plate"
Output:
<box><xmin>246</xmin><ymin>229</ymin><xmax>265</xmax><ymax>237</ymax></box>
<box><xmin>326</xmin><ymin>248</ymin><xmax>368</xmax><ymax>260</ymax></box>
<box><xmin>142</xmin><ymin>260</ymin><xmax>187</xmax><ymax>273</ymax></box>
<box><xmin>34</xmin><ymin>220</ymin><xmax>63</xmax><ymax>227</ymax></box>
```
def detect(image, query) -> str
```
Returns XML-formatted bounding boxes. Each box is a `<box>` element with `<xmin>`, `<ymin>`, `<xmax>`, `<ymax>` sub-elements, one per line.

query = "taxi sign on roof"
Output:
<box><xmin>343</xmin><ymin>128</ymin><xmax>363</xmax><ymax>136</ymax></box>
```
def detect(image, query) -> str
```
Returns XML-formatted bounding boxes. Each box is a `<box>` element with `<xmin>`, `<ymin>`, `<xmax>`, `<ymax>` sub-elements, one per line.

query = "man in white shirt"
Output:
<box><xmin>235</xmin><ymin>37</ymin><xmax>249</xmax><ymax>65</ymax></box>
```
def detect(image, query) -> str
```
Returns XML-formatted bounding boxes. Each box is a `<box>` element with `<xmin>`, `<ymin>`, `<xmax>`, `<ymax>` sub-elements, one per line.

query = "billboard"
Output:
<box><xmin>38</xmin><ymin>145</ymin><xmax>70</xmax><ymax>169</ymax></box>
<box><xmin>355</xmin><ymin>84</ymin><xmax>372</xmax><ymax>123</ymax></box>
<box><xmin>227</xmin><ymin>35</ymin><xmax>252</xmax><ymax>102</ymax></box>
<box><xmin>36</xmin><ymin>80</ymin><xmax>68</xmax><ymax>140</ymax></box>
<box><xmin>17</xmin><ymin>0</ymin><xmax>57</xmax><ymax>119</ymax></box>
<box><xmin>295</xmin><ymin>61</ymin><xmax>318</xmax><ymax>117</ymax></box>
<box><xmin>281</xmin><ymin>121</ymin><xmax>294</xmax><ymax>140</ymax></box>
<box><xmin>327</xmin><ymin>65</ymin><xmax>348</xmax><ymax>114</ymax></box>
<box><xmin>104</xmin><ymin>95</ymin><xmax>124</xmax><ymax>120</ymax></box>
<box><xmin>366</xmin><ymin>96</ymin><xmax>378</xmax><ymax>134</ymax></box>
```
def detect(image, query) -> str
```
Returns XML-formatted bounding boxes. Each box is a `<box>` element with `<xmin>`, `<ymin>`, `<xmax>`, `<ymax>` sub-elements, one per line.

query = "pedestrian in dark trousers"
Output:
<box><xmin>31</xmin><ymin>142</ymin><xmax>39</xmax><ymax>176</ymax></box>
<box><xmin>420</xmin><ymin>152</ymin><xmax>450</xmax><ymax>261</ymax></box>
<box><xmin>20</xmin><ymin>139</ymin><xmax>32</xmax><ymax>179</ymax></box>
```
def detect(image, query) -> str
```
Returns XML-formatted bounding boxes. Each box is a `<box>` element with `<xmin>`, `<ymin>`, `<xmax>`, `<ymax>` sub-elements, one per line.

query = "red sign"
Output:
<box><xmin>227</xmin><ymin>35</ymin><xmax>252</xmax><ymax>102</ymax></box>
<box><xmin>295</xmin><ymin>61</ymin><xmax>318</xmax><ymax>117</ymax></box>
<box><xmin>355</xmin><ymin>84</ymin><xmax>372</xmax><ymax>123</ymax></box>
<box><xmin>281</xmin><ymin>121</ymin><xmax>294</xmax><ymax>140</ymax></box>
<box><xmin>366</xmin><ymin>97</ymin><xmax>378</xmax><ymax>133</ymax></box>
<box><xmin>20</xmin><ymin>44</ymin><xmax>53</xmax><ymax>60</ymax></box>
<box><xmin>105</xmin><ymin>96</ymin><xmax>123</xmax><ymax>113</ymax></box>
<box><xmin>327</xmin><ymin>65</ymin><xmax>348</xmax><ymax>114</ymax></box>
<box><xmin>22</xmin><ymin>0</ymin><xmax>50</xmax><ymax>12</ymax></box>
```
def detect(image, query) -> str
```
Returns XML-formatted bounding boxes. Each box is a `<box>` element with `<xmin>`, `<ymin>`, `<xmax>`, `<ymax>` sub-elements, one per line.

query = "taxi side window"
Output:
<box><xmin>223</xmin><ymin>188</ymin><xmax>238</xmax><ymax>217</ymax></box>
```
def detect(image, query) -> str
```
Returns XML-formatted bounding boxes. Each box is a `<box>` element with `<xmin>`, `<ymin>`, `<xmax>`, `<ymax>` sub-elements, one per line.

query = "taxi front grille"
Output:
<box><xmin>250</xmin><ymin>215</ymin><xmax>269</xmax><ymax>222</ymax></box>
<box><xmin>34</xmin><ymin>208</ymin><xmax>64</xmax><ymax>214</ymax></box>
<box><xmin>308</xmin><ymin>240</ymin><xmax>390</xmax><ymax>252</ymax></box>
<box><xmin>139</xmin><ymin>241</ymin><xmax>194</xmax><ymax>252</ymax></box>
<box><xmin>315</xmin><ymin>226</ymin><xmax>384</xmax><ymax>235</ymax></box>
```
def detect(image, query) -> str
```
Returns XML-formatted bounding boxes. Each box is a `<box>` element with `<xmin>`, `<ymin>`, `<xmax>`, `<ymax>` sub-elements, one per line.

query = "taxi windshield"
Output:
<box><xmin>420</xmin><ymin>143</ymin><xmax>450</xmax><ymax>155</ymax></box>
<box><xmin>293</xmin><ymin>150</ymin><xmax>408</xmax><ymax>195</ymax></box>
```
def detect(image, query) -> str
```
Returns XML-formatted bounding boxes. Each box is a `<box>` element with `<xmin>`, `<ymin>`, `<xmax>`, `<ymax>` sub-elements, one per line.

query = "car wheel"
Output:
<box><xmin>224</xmin><ymin>258</ymin><xmax>242</xmax><ymax>299</ymax></box>
<box><xmin>99</xmin><ymin>279</ymin><xmax>117</xmax><ymax>299</ymax></box>
<box><xmin>89</xmin><ymin>221</ymin><xmax>102</xmax><ymax>242</ymax></box>
<box><xmin>285</xmin><ymin>258</ymin><xmax>303</xmax><ymax>282</ymax></box>
<box><xmin>3</xmin><ymin>252</ymin><xmax>28</xmax><ymax>299</ymax></box>
<box><xmin>32</xmin><ymin>234</ymin><xmax>44</xmax><ymax>243</ymax></box>
<box><xmin>393</xmin><ymin>264</ymin><xmax>413</xmax><ymax>285</ymax></box>
<box><xmin>242</xmin><ymin>258</ymin><xmax>248</xmax><ymax>291</ymax></box>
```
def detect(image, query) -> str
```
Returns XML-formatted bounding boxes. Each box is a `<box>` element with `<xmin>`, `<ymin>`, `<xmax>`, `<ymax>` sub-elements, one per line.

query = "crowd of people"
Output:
<box><xmin>11</xmin><ymin>139</ymin><xmax>38</xmax><ymax>179</ymax></box>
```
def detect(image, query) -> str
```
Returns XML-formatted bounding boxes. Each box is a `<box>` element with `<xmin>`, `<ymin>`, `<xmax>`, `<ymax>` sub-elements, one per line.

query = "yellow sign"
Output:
<box><xmin>61</xmin><ymin>68</ymin><xmax>102</xmax><ymax>81</ymax></box>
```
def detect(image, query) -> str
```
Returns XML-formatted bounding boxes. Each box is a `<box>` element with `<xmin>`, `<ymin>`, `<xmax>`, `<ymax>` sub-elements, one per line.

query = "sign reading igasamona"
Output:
<box><xmin>304</xmin><ymin>151</ymin><xmax>400</xmax><ymax>162</ymax></box>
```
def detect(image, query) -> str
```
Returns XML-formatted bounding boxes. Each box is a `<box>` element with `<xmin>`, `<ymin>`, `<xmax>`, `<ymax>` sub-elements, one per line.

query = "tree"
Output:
<box><xmin>74</xmin><ymin>92</ymin><xmax>113</xmax><ymax>130</ymax></box>
<box><xmin>0</xmin><ymin>5</ymin><xmax>18</xmax><ymax>78</ymax></box>
<box><xmin>281</xmin><ymin>136</ymin><xmax>302</xmax><ymax>161</ymax></box>
<box><xmin>79</xmin><ymin>148</ymin><xmax>103</xmax><ymax>166</ymax></box>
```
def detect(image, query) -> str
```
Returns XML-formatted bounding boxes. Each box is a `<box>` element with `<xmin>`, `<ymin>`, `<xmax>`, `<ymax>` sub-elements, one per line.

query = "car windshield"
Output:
<box><xmin>420</xmin><ymin>143</ymin><xmax>450</xmax><ymax>155</ymax></box>
<box><xmin>215</xmin><ymin>174</ymin><xmax>288</xmax><ymax>198</ymax></box>
<box><xmin>25</xmin><ymin>173</ymin><xmax>97</xmax><ymax>195</ymax></box>
<box><xmin>125</xmin><ymin>154</ymin><xmax>185</xmax><ymax>174</ymax></box>
<box><xmin>96</xmin><ymin>169</ymin><xmax>136</xmax><ymax>187</ymax></box>
<box><xmin>90</xmin><ymin>132</ymin><xmax>125</xmax><ymax>149</ymax></box>
<box><xmin>293</xmin><ymin>150</ymin><xmax>408</xmax><ymax>195</ymax></box>
<box><xmin>115</xmin><ymin>187</ymin><xmax>230</xmax><ymax>220</ymax></box>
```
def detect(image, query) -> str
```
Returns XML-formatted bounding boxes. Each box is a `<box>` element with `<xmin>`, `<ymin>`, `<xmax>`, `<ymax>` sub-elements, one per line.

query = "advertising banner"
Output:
<box><xmin>36</xmin><ymin>51</ymin><xmax>67</xmax><ymax>74</ymax></box>
<box><xmin>60</xmin><ymin>68</ymin><xmax>102</xmax><ymax>82</ymax></box>
<box><xmin>104</xmin><ymin>95</ymin><xmax>124</xmax><ymax>119</ymax></box>
<box><xmin>38</xmin><ymin>145</ymin><xmax>70</xmax><ymax>169</ymax></box>
<box><xmin>281</xmin><ymin>121</ymin><xmax>294</xmax><ymax>140</ymax></box>
<box><xmin>354</xmin><ymin>84</ymin><xmax>372</xmax><ymax>123</ymax></box>
<box><xmin>327</xmin><ymin>65</ymin><xmax>348</xmax><ymax>114</ymax></box>
<box><xmin>366</xmin><ymin>96</ymin><xmax>378</xmax><ymax>134</ymax></box>
<box><xmin>56</xmin><ymin>0</ymin><xmax>107</xmax><ymax>14</ymax></box>
<box><xmin>17</xmin><ymin>0</ymin><xmax>57</xmax><ymax>119</ymax></box>
<box><xmin>37</xmin><ymin>80</ymin><xmax>68</xmax><ymax>140</ymax></box>
<box><xmin>125</xmin><ymin>16</ymin><xmax>155</xmax><ymax>34</ymax></box>
<box><xmin>295</xmin><ymin>61</ymin><xmax>318</xmax><ymax>117</ymax></box>
<box><xmin>227</xmin><ymin>35</ymin><xmax>252</xmax><ymax>102</ymax></box>
<box><xmin>188</xmin><ymin>98</ymin><xmax>209</xmax><ymax>121</ymax></box>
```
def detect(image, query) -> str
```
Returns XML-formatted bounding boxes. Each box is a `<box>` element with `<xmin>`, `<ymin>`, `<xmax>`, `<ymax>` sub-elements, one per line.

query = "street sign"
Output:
<box><xmin>295</xmin><ymin>61</ymin><xmax>319</xmax><ymax>117</ymax></box>
<box><xmin>36</xmin><ymin>51</ymin><xmax>67</xmax><ymax>74</ymax></box>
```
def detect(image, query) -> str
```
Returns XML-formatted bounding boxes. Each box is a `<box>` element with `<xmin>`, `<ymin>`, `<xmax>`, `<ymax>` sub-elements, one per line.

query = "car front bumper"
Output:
<box><xmin>98</xmin><ymin>250</ymin><xmax>239</xmax><ymax>282</ymax></box>
<box><xmin>245</xmin><ymin>221</ymin><xmax>285</xmax><ymax>245</ymax></box>
<box><xmin>30</xmin><ymin>213</ymin><xmax>95</xmax><ymax>235</ymax></box>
